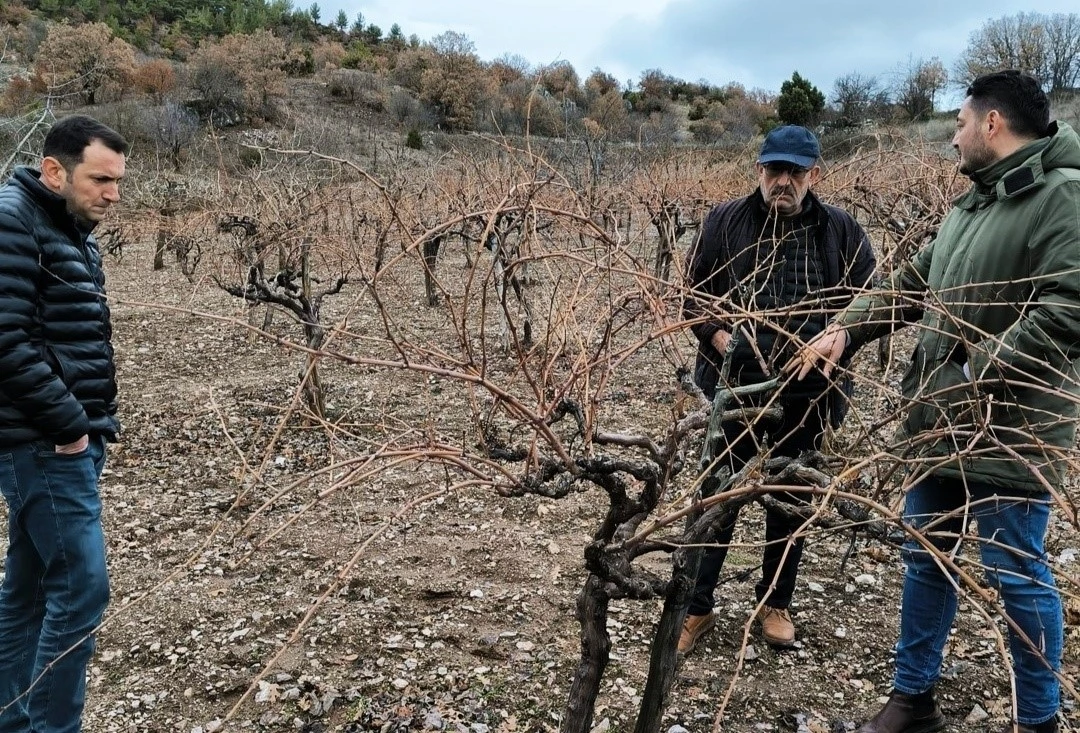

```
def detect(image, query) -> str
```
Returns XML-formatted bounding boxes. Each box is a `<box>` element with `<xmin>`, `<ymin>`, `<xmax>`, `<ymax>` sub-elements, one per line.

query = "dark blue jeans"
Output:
<box><xmin>0</xmin><ymin>436</ymin><xmax>109</xmax><ymax>733</ymax></box>
<box><xmin>896</xmin><ymin>475</ymin><xmax>1061</xmax><ymax>726</ymax></box>
<box><xmin>688</xmin><ymin>394</ymin><xmax>827</xmax><ymax>615</ymax></box>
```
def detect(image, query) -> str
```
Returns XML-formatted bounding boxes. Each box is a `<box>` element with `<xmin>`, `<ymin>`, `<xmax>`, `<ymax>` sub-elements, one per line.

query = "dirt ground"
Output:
<box><xmin>7</xmin><ymin>227</ymin><xmax>1077</xmax><ymax>733</ymax></box>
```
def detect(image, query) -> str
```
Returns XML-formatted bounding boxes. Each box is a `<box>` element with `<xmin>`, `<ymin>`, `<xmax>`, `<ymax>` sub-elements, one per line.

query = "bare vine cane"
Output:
<box><xmin>633</xmin><ymin>323</ymin><xmax>781</xmax><ymax>733</ymax></box>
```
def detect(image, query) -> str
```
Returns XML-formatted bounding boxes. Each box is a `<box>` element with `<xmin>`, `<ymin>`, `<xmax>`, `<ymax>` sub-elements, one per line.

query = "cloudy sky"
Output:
<box><xmin>323</xmin><ymin>1</ymin><xmax>1078</xmax><ymax>106</ymax></box>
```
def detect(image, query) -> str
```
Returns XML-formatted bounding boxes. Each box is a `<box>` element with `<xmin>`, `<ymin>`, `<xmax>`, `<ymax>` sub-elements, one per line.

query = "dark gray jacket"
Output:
<box><xmin>685</xmin><ymin>188</ymin><xmax>876</xmax><ymax>402</ymax></box>
<box><xmin>0</xmin><ymin>167</ymin><xmax>119</xmax><ymax>446</ymax></box>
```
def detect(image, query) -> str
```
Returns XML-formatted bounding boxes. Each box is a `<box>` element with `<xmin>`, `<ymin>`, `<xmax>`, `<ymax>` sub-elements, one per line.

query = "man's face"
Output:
<box><xmin>953</xmin><ymin>98</ymin><xmax>996</xmax><ymax>176</ymax></box>
<box><xmin>757</xmin><ymin>161</ymin><xmax>820</xmax><ymax>217</ymax></box>
<box><xmin>46</xmin><ymin>140</ymin><xmax>125</xmax><ymax>223</ymax></box>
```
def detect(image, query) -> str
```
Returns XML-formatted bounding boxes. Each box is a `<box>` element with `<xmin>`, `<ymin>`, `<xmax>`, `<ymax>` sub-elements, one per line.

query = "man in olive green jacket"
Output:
<box><xmin>791</xmin><ymin>71</ymin><xmax>1076</xmax><ymax>733</ymax></box>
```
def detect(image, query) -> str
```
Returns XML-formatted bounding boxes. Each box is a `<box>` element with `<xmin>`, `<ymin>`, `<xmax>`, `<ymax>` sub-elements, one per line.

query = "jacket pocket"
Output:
<box><xmin>899</xmin><ymin>344</ymin><xmax>924</xmax><ymax>397</ymax></box>
<box><xmin>44</xmin><ymin>345</ymin><xmax>67</xmax><ymax>382</ymax></box>
<box><xmin>694</xmin><ymin>352</ymin><xmax>720</xmax><ymax>401</ymax></box>
<box><xmin>900</xmin><ymin>344</ymin><xmax>931</xmax><ymax>436</ymax></box>
<box><xmin>940</xmin><ymin>360</ymin><xmax>980</xmax><ymax>427</ymax></box>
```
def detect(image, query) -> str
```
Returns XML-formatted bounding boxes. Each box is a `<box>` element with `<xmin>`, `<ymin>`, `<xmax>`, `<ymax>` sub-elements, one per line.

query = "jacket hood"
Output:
<box><xmin>1039</xmin><ymin>120</ymin><xmax>1080</xmax><ymax>171</ymax></box>
<box><xmin>959</xmin><ymin>121</ymin><xmax>1080</xmax><ymax>209</ymax></box>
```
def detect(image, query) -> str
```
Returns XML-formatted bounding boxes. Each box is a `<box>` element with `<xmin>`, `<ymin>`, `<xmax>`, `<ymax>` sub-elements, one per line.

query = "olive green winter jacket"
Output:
<box><xmin>837</xmin><ymin>121</ymin><xmax>1080</xmax><ymax>491</ymax></box>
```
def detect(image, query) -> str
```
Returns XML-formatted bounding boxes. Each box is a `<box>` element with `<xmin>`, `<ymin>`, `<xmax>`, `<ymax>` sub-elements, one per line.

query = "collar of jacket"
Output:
<box><xmin>955</xmin><ymin>127</ymin><xmax>1055</xmax><ymax>210</ymax></box>
<box><xmin>12</xmin><ymin>166</ymin><xmax>96</xmax><ymax>236</ymax></box>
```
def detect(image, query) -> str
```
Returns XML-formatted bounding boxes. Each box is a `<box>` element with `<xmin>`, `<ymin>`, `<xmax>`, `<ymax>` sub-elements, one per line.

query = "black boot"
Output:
<box><xmin>856</xmin><ymin>689</ymin><xmax>945</xmax><ymax>733</ymax></box>
<box><xmin>998</xmin><ymin>717</ymin><xmax>1058</xmax><ymax>733</ymax></box>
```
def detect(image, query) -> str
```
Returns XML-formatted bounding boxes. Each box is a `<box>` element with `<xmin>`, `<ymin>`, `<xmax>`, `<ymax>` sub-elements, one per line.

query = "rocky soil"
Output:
<box><xmin>7</xmin><ymin>232</ymin><xmax>1076</xmax><ymax>733</ymax></box>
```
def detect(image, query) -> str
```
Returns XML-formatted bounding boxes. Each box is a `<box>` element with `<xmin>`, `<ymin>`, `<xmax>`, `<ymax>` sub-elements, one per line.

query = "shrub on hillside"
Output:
<box><xmin>583</xmin><ymin>89</ymin><xmax>630</xmax><ymax>141</ymax></box>
<box><xmin>326</xmin><ymin>69</ymin><xmax>385</xmax><ymax>112</ymax></box>
<box><xmin>137</xmin><ymin>101</ymin><xmax>200</xmax><ymax>171</ymax></box>
<box><xmin>0</xmin><ymin>12</ymin><xmax>46</xmax><ymax>62</ymax></box>
<box><xmin>340</xmin><ymin>41</ymin><xmax>373</xmax><ymax>70</ymax></box>
<box><xmin>388</xmin><ymin>47</ymin><xmax>432</xmax><ymax>94</ymax></box>
<box><xmin>0</xmin><ymin>75</ymin><xmax>39</xmax><ymax>115</ymax></box>
<box><xmin>34</xmin><ymin>21</ymin><xmax>136</xmax><ymax>105</ymax></box>
<box><xmin>87</xmin><ymin>99</ymin><xmax>147</xmax><ymax>147</ymax></box>
<box><xmin>188</xmin><ymin>64</ymin><xmax>245</xmax><ymax>125</ymax></box>
<box><xmin>387</xmin><ymin>89</ymin><xmax>433</xmax><ymax>130</ymax></box>
<box><xmin>133</xmin><ymin>59</ymin><xmax>176</xmax><ymax>103</ymax></box>
<box><xmin>313</xmin><ymin>39</ymin><xmax>347</xmax><ymax>71</ymax></box>
<box><xmin>283</xmin><ymin>44</ymin><xmax>314</xmax><ymax>77</ymax></box>
<box><xmin>188</xmin><ymin>30</ymin><xmax>286</xmax><ymax>124</ymax></box>
<box><xmin>1053</xmin><ymin>92</ymin><xmax>1080</xmax><ymax>128</ymax></box>
<box><xmin>637</xmin><ymin>112</ymin><xmax>682</xmax><ymax>147</ymax></box>
<box><xmin>688</xmin><ymin>91</ymin><xmax>774</xmax><ymax>146</ymax></box>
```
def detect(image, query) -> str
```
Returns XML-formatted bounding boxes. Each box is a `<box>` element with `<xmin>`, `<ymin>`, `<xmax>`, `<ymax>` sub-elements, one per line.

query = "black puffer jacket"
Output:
<box><xmin>0</xmin><ymin>167</ymin><xmax>118</xmax><ymax>446</ymax></box>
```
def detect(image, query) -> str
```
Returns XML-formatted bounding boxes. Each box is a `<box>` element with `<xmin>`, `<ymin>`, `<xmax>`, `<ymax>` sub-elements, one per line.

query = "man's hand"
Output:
<box><xmin>710</xmin><ymin>329</ymin><xmax>732</xmax><ymax>353</ymax></box>
<box><xmin>55</xmin><ymin>434</ymin><xmax>89</xmax><ymax>455</ymax></box>
<box><xmin>785</xmin><ymin>324</ymin><xmax>849</xmax><ymax>380</ymax></box>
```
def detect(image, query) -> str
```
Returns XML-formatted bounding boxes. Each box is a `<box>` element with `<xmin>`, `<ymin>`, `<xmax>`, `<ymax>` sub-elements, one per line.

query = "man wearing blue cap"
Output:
<box><xmin>680</xmin><ymin>125</ymin><xmax>876</xmax><ymax>654</ymax></box>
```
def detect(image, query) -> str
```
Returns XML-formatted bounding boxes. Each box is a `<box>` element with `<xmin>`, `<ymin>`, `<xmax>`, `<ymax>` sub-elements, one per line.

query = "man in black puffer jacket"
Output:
<box><xmin>679</xmin><ymin>126</ymin><xmax>876</xmax><ymax>655</ymax></box>
<box><xmin>0</xmin><ymin>115</ymin><xmax>128</xmax><ymax>733</ymax></box>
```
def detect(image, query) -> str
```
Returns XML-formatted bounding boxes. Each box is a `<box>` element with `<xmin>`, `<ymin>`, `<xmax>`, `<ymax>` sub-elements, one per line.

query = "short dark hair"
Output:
<box><xmin>42</xmin><ymin>114</ymin><xmax>130</xmax><ymax>171</ymax></box>
<box><xmin>965</xmin><ymin>70</ymin><xmax>1049</xmax><ymax>139</ymax></box>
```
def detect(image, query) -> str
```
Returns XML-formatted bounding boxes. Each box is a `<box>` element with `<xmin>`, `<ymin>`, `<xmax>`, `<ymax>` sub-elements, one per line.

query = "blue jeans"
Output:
<box><xmin>896</xmin><ymin>475</ymin><xmax>1061</xmax><ymax>726</ymax></box>
<box><xmin>0</xmin><ymin>436</ymin><xmax>109</xmax><ymax>733</ymax></box>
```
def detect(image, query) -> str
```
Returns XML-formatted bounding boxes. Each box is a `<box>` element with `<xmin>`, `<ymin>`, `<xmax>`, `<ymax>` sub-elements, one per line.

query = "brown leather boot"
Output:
<box><xmin>677</xmin><ymin>611</ymin><xmax>715</xmax><ymax>655</ymax></box>
<box><xmin>756</xmin><ymin>605</ymin><xmax>795</xmax><ymax>647</ymax></box>
<box><xmin>856</xmin><ymin>690</ymin><xmax>945</xmax><ymax>733</ymax></box>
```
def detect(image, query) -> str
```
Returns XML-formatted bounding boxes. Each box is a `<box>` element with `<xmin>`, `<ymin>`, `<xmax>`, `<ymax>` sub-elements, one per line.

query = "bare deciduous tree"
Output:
<box><xmin>894</xmin><ymin>56</ymin><xmax>948</xmax><ymax>121</ymax></box>
<box><xmin>831</xmin><ymin>72</ymin><xmax>889</xmax><ymax>127</ymax></box>
<box><xmin>138</xmin><ymin>101</ymin><xmax>199</xmax><ymax>171</ymax></box>
<box><xmin>955</xmin><ymin>12</ymin><xmax>1080</xmax><ymax>96</ymax></box>
<box><xmin>1044</xmin><ymin>13</ymin><xmax>1080</xmax><ymax>96</ymax></box>
<box><xmin>955</xmin><ymin>13</ymin><xmax>1051</xmax><ymax>88</ymax></box>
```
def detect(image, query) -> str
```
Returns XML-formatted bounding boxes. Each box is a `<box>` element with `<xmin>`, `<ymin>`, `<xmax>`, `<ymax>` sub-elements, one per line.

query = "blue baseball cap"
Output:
<box><xmin>758</xmin><ymin>125</ymin><xmax>820</xmax><ymax>169</ymax></box>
